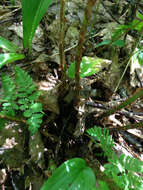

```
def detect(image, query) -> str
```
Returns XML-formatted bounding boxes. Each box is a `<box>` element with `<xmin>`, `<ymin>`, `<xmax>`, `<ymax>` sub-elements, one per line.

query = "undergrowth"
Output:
<box><xmin>87</xmin><ymin>126</ymin><xmax>143</xmax><ymax>190</ymax></box>
<box><xmin>0</xmin><ymin>66</ymin><xmax>43</xmax><ymax>134</ymax></box>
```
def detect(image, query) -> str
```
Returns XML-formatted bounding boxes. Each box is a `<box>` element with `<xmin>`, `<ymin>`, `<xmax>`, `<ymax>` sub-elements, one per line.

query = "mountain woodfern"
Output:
<box><xmin>87</xmin><ymin>126</ymin><xmax>143</xmax><ymax>190</ymax></box>
<box><xmin>0</xmin><ymin>66</ymin><xmax>43</xmax><ymax>134</ymax></box>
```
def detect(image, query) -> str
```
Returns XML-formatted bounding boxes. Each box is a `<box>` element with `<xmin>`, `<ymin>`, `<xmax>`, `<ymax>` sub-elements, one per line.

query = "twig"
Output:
<box><xmin>108</xmin><ymin>121</ymin><xmax>143</xmax><ymax>132</ymax></box>
<box><xmin>59</xmin><ymin>0</ymin><xmax>66</xmax><ymax>83</ymax></box>
<box><xmin>0</xmin><ymin>114</ymin><xmax>26</xmax><ymax>124</ymax></box>
<box><xmin>75</xmin><ymin>0</ymin><xmax>98</xmax><ymax>104</ymax></box>
<box><xmin>98</xmin><ymin>88</ymin><xmax>143</xmax><ymax>118</ymax></box>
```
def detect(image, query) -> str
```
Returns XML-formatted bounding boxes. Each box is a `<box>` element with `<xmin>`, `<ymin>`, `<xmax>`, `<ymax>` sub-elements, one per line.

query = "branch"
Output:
<box><xmin>0</xmin><ymin>114</ymin><xmax>26</xmax><ymax>124</ymax></box>
<box><xmin>75</xmin><ymin>0</ymin><xmax>98</xmax><ymax>104</ymax></box>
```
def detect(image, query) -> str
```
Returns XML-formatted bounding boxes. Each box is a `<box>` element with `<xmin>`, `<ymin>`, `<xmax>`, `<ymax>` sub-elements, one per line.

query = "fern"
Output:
<box><xmin>87</xmin><ymin>126</ymin><xmax>114</xmax><ymax>157</ymax></box>
<box><xmin>0</xmin><ymin>66</ymin><xmax>43</xmax><ymax>134</ymax></box>
<box><xmin>87</xmin><ymin>126</ymin><xmax>143</xmax><ymax>190</ymax></box>
<box><xmin>1</xmin><ymin>74</ymin><xmax>18</xmax><ymax>118</ymax></box>
<box><xmin>15</xmin><ymin>66</ymin><xmax>36</xmax><ymax>95</ymax></box>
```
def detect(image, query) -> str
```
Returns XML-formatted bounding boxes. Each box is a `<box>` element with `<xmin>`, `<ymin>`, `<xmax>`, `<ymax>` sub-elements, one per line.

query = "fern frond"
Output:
<box><xmin>27</xmin><ymin>113</ymin><xmax>43</xmax><ymax>134</ymax></box>
<box><xmin>15</xmin><ymin>66</ymin><xmax>36</xmax><ymax>95</ymax></box>
<box><xmin>87</xmin><ymin>126</ymin><xmax>143</xmax><ymax>190</ymax></box>
<box><xmin>87</xmin><ymin>126</ymin><xmax>114</xmax><ymax>156</ymax></box>
<box><xmin>119</xmin><ymin>154</ymin><xmax>143</xmax><ymax>173</ymax></box>
<box><xmin>26</xmin><ymin>103</ymin><xmax>43</xmax><ymax>134</ymax></box>
<box><xmin>1</xmin><ymin>74</ymin><xmax>16</xmax><ymax>100</ymax></box>
<box><xmin>1</xmin><ymin>66</ymin><xmax>43</xmax><ymax>134</ymax></box>
<box><xmin>0</xmin><ymin>118</ymin><xmax>7</xmax><ymax>130</ymax></box>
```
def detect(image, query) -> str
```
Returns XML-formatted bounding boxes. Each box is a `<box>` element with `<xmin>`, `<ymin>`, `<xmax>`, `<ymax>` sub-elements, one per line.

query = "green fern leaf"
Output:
<box><xmin>27</xmin><ymin>113</ymin><xmax>43</xmax><ymax>134</ymax></box>
<box><xmin>1</xmin><ymin>74</ymin><xmax>16</xmax><ymax>100</ymax></box>
<box><xmin>0</xmin><ymin>118</ymin><xmax>7</xmax><ymax>129</ymax></box>
<box><xmin>29</xmin><ymin>91</ymin><xmax>41</xmax><ymax>101</ymax></box>
<box><xmin>87</xmin><ymin>126</ymin><xmax>114</xmax><ymax>157</ymax></box>
<box><xmin>119</xmin><ymin>154</ymin><xmax>143</xmax><ymax>173</ymax></box>
<box><xmin>15</xmin><ymin>66</ymin><xmax>36</xmax><ymax>95</ymax></box>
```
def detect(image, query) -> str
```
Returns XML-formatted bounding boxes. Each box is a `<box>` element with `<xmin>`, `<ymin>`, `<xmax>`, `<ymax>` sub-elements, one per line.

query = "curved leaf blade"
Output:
<box><xmin>0</xmin><ymin>36</ymin><xmax>18</xmax><ymax>52</ymax></box>
<box><xmin>0</xmin><ymin>53</ymin><xmax>25</xmax><ymax>68</ymax></box>
<box><xmin>22</xmin><ymin>0</ymin><xmax>53</xmax><ymax>53</ymax></box>
<box><xmin>68</xmin><ymin>56</ymin><xmax>111</xmax><ymax>78</ymax></box>
<box><xmin>41</xmin><ymin>158</ymin><xmax>96</xmax><ymax>190</ymax></box>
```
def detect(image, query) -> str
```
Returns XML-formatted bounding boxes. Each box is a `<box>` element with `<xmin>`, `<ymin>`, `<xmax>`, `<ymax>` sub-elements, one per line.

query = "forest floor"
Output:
<box><xmin>0</xmin><ymin>0</ymin><xmax>143</xmax><ymax>189</ymax></box>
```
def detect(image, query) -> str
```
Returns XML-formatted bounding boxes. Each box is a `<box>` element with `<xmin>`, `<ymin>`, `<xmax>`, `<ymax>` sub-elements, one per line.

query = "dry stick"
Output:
<box><xmin>59</xmin><ymin>0</ymin><xmax>66</xmax><ymax>83</ymax></box>
<box><xmin>98</xmin><ymin>88</ymin><xmax>143</xmax><ymax>118</ymax></box>
<box><xmin>75</xmin><ymin>0</ymin><xmax>98</xmax><ymax>104</ymax></box>
<box><xmin>108</xmin><ymin>121</ymin><xmax>143</xmax><ymax>132</ymax></box>
<box><xmin>0</xmin><ymin>114</ymin><xmax>26</xmax><ymax>124</ymax></box>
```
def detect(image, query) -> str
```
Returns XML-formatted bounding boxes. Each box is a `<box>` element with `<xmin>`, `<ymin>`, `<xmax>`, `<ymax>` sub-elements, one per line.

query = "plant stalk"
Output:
<box><xmin>75</xmin><ymin>0</ymin><xmax>98</xmax><ymax>104</ymax></box>
<box><xmin>99</xmin><ymin>88</ymin><xmax>143</xmax><ymax>118</ymax></box>
<box><xmin>59</xmin><ymin>0</ymin><xmax>66</xmax><ymax>83</ymax></box>
<box><xmin>0</xmin><ymin>114</ymin><xmax>26</xmax><ymax>124</ymax></box>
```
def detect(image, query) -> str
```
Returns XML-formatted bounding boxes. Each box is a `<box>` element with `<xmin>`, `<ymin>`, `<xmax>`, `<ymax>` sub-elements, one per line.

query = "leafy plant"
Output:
<box><xmin>41</xmin><ymin>126</ymin><xmax>143</xmax><ymax>190</ymax></box>
<box><xmin>0</xmin><ymin>36</ymin><xmax>25</xmax><ymax>69</ymax></box>
<box><xmin>22</xmin><ymin>0</ymin><xmax>53</xmax><ymax>54</ymax></box>
<box><xmin>68</xmin><ymin>56</ymin><xmax>111</xmax><ymax>78</ymax></box>
<box><xmin>0</xmin><ymin>0</ymin><xmax>53</xmax><ymax>68</ymax></box>
<box><xmin>87</xmin><ymin>126</ymin><xmax>143</xmax><ymax>190</ymax></box>
<box><xmin>0</xmin><ymin>66</ymin><xmax>43</xmax><ymax>134</ymax></box>
<box><xmin>41</xmin><ymin>158</ymin><xmax>96</xmax><ymax>190</ymax></box>
<box><xmin>10</xmin><ymin>0</ymin><xmax>15</xmax><ymax>5</ymax></box>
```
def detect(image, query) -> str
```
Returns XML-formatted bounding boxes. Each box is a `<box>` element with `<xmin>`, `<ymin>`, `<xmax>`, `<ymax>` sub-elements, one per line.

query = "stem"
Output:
<box><xmin>59</xmin><ymin>0</ymin><xmax>66</xmax><ymax>83</ymax></box>
<box><xmin>0</xmin><ymin>114</ymin><xmax>26</xmax><ymax>124</ymax></box>
<box><xmin>75</xmin><ymin>0</ymin><xmax>98</xmax><ymax>104</ymax></box>
<box><xmin>108</xmin><ymin>121</ymin><xmax>143</xmax><ymax>132</ymax></box>
<box><xmin>114</xmin><ymin>25</ymin><xmax>143</xmax><ymax>92</ymax></box>
<box><xmin>99</xmin><ymin>88</ymin><xmax>143</xmax><ymax>118</ymax></box>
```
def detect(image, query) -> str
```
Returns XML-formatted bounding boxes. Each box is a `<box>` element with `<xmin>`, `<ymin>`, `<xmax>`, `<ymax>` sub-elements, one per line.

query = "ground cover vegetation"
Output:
<box><xmin>0</xmin><ymin>0</ymin><xmax>143</xmax><ymax>189</ymax></box>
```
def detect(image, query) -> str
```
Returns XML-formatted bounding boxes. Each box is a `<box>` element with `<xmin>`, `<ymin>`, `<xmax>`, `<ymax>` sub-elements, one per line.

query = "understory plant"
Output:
<box><xmin>0</xmin><ymin>0</ymin><xmax>53</xmax><ymax>68</ymax></box>
<box><xmin>0</xmin><ymin>66</ymin><xmax>43</xmax><ymax>134</ymax></box>
<box><xmin>41</xmin><ymin>126</ymin><xmax>143</xmax><ymax>190</ymax></box>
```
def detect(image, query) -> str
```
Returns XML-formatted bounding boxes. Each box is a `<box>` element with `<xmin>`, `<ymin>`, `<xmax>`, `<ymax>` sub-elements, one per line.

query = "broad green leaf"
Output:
<box><xmin>95</xmin><ymin>40</ymin><xmax>111</xmax><ymax>48</ymax></box>
<box><xmin>22</xmin><ymin>0</ymin><xmax>53</xmax><ymax>53</ymax></box>
<box><xmin>68</xmin><ymin>56</ymin><xmax>111</xmax><ymax>78</ymax></box>
<box><xmin>131</xmin><ymin>19</ymin><xmax>143</xmax><ymax>31</ymax></box>
<box><xmin>112</xmin><ymin>40</ymin><xmax>125</xmax><ymax>47</ymax></box>
<box><xmin>112</xmin><ymin>25</ymin><xmax>129</xmax><ymax>40</ymax></box>
<box><xmin>41</xmin><ymin>158</ymin><xmax>96</xmax><ymax>190</ymax></box>
<box><xmin>0</xmin><ymin>53</ymin><xmax>25</xmax><ymax>68</ymax></box>
<box><xmin>92</xmin><ymin>181</ymin><xmax>110</xmax><ymax>190</ymax></box>
<box><xmin>0</xmin><ymin>36</ymin><xmax>18</xmax><ymax>52</ymax></box>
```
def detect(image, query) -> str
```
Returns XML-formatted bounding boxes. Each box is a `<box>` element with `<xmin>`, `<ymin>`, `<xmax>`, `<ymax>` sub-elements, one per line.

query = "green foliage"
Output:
<box><xmin>130</xmin><ymin>47</ymin><xmax>143</xmax><ymax>66</ymax></box>
<box><xmin>0</xmin><ymin>66</ymin><xmax>43</xmax><ymax>134</ymax></box>
<box><xmin>0</xmin><ymin>0</ymin><xmax>53</xmax><ymax>67</ymax></box>
<box><xmin>0</xmin><ymin>36</ymin><xmax>18</xmax><ymax>52</ymax></box>
<box><xmin>0</xmin><ymin>53</ymin><xmax>25</xmax><ymax>69</ymax></box>
<box><xmin>0</xmin><ymin>36</ymin><xmax>25</xmax><ymax>68</ymax></box>
<box><xmin>87</xmin><ymin>126</ymin><xmax>143</xmax><ymax>190</ymax></box>
<box><xmin>41</xmin><ymin>158</ymin><xmax>96</xmax><ymax>190</ymax></box>
<box><xmin>95</xmin><ymin>39</ymin><xmax>125</xmax><ymax>48</ymax></box>
<box><xmin>87</xmin><ymin>126</ymin><xmax>114</xmax><ymax>157</ymax></box>
<box><xmin>68</xmin><ymin>56</ymin><xmax>111</xmax><ymax>78</ymax></box>
<box><xmin>22</xmin><ymin>0</ymin><xmax>53</xmax><ymax>53</ymax></box>
<box><xmin>42</xmin><ymin>126</ymin><xmax>143</xmax><ymax>190</ymax></box>
<box><xmin>10</xmin><ymin>0</ymin><xmax>15</xmax><ymax>5</ymax></box>
<box><xmin>95</xmin><ymin>11</ymin><xmax>143</xmax><ymax>49</ymax></box>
